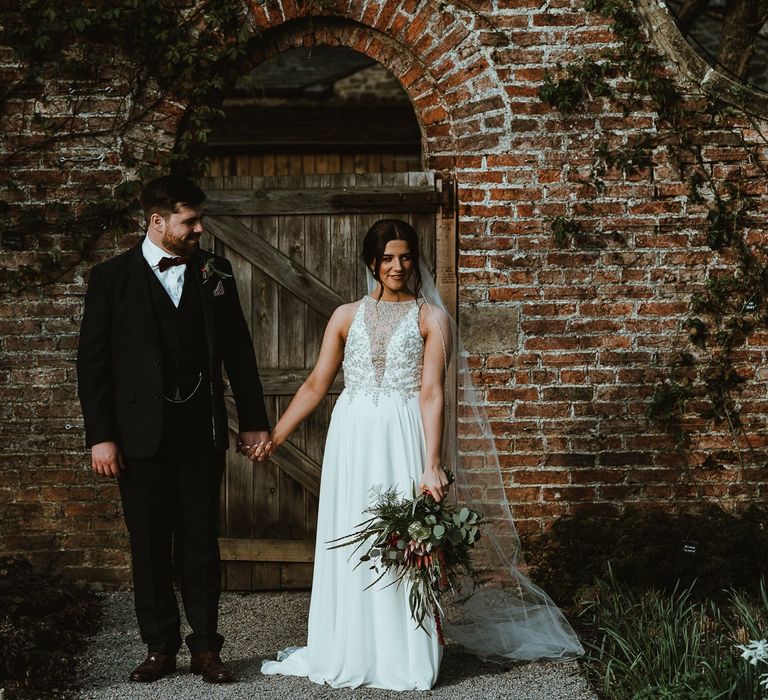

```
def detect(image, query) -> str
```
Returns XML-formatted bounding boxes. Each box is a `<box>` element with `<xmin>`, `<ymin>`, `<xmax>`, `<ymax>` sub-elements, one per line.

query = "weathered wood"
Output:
<box><xmin>272</xmin><ymin>439</ymin><xmax>322</xmax><ymax>497</ymax></box>
<box><xmin>278</xmin><ymin>204</ymin><xmax>310</xmax><ymax>541</ymax></box>
<box><xmin>257</xmin><ymin>368</ymin><xmax>343</xmax><ymax>395</ymax></box>
<box><xmin>203</xmin><ymin>187</ymin><xmax>438</xmax><ymax>216</ymax></box>
<box><xmin>304</xmin><ymin>191</ymin><xmax>334</xmax><ymax>483</ymax></box>
<box><xmin>280</xmin><ymin>563</ymin><xmax>313</xmax><ymax>589</ymax></box>
<box><xmin>223</xmin><ymin>450</ymin><xmax>255</xmax><ymax>590</ymax></box>
<box><xmin>206</xmin><ymin>215</ymin><xmax>345</xmax><ymax>319</ymax></box>
<box><xmin>219</xmin><ymin>538</ymin><xmax>315</xmax><ymax>562</ymax></box>
<box><xmin>225</xmin><ymin>396</ymin><xmax>321</xmax><ymax>496</ymax></box>
<box><xmin>327</xmin><ymin>187</ymin><xmax>356</xmax><ymax>303</ymax></box>
<box><xmin>207</xmin><ymin>152</ymin><xmax>422</xmax><ymax>179</ymax></box>
<box><xmin>204</xmin><ymin>172</ymin><xmax>452</xmax><ymax>592</ymax></box>
<box><xmin>251</xmin><ymin>563</ymin><xmax>281</xmax><ymax>590</ymax></box>
<box><xmin>436</xmin><ymin>177</ymin><xmax>458</xmax><ymax>319</ymax></box>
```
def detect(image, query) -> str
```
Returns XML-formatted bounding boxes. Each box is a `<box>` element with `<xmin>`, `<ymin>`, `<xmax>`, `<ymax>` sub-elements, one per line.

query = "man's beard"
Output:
<box><xmin>162</xmin><ymin>232</ymin><xmax>200</xmax><ymax>257</ymax></box>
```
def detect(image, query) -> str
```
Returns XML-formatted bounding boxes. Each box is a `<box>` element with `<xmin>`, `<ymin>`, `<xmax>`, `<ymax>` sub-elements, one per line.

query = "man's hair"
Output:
<box><xmin>141</xmin><ymin>175</ymin><xmax>206</xmax><ymax>222</ymax></box>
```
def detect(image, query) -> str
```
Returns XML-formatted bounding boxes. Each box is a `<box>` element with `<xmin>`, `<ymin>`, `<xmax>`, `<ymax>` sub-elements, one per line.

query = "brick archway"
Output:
<box><xmin>241</xmin><ymin>4</ymin><xmax>508</xmax><ymax>173</ymax></box>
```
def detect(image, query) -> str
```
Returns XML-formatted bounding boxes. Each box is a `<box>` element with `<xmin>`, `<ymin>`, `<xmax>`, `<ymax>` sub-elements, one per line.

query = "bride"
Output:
<box><xmin>251</xmin><ymin>219</ymin><xmax>582</xmax><ymax>690</ymax></box>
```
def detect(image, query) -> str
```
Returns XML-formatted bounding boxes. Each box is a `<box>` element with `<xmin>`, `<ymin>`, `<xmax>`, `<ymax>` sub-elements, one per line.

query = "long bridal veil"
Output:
<box><xmin>366</xmin><ymin>261</ymin><xmax>584</xmax><ymax>662</ymax></box>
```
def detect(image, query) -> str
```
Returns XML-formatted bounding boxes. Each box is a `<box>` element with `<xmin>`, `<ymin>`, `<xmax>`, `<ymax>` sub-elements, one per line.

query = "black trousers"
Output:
<box><xmin>118</xmin><ymin>394</ymin><xmax>225</xmax><ymax>656</ymax></box>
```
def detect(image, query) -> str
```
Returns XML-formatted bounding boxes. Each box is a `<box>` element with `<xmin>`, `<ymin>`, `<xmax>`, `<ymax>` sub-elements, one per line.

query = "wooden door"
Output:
<box><xmin>197</xmin><ymin>173</ymin><xmax>456</xmax><ymax>591</ymax></box>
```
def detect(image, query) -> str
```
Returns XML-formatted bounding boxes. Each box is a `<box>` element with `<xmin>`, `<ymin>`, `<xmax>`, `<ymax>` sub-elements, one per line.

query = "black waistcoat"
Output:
<box><xmin>146</xmin><ymin>263</ymin><xmax>209</xmax><ymax>401</ymax></box>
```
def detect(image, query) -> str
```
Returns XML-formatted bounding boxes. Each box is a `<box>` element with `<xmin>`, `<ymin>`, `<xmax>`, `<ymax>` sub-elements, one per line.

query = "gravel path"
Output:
<box><xmin>75</xmin><ymin>591</ymin><xmax>598</xmax><ymax>700</ymax></box>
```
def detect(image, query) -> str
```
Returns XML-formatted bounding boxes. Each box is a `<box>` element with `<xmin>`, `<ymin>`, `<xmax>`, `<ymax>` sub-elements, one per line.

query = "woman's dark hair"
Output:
<box><xmin>141</xmin><ymin>174</ymin><xmax>206</xmax><ymax>222</ymax></box>
<box><xmin>361</xmin><ymin>219</ymin><xmax>422</xmax><ymax>300</ymax></box>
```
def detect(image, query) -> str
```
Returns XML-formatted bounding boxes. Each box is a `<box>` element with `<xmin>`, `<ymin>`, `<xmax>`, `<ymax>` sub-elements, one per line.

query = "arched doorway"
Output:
<box><xmin>199</xmin><ymin>47</ymin><xmax>456</xmax><ymax>591</ymax></box>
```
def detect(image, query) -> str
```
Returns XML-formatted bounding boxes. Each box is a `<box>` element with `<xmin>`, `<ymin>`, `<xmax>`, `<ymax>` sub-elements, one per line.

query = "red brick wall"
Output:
<box><xmin>1</xmin><ymin>1</ymin><xmax>766</xmax><ymax>586</ymax></box>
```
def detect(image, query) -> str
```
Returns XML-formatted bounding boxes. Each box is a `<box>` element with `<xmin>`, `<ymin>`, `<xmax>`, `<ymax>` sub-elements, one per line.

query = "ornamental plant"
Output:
<box><xmin>328</xmin><ymin>472</ymin><xmax>482</xmax><ymax>641</ymax></box>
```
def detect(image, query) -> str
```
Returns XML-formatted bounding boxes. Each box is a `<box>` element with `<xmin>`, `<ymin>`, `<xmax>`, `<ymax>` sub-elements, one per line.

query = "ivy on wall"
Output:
<box><xmin>0</xmin><ymin>0</ymin><xmax>256</xmax><ymax>292</ymax></box>
<box><xmin>538</xmin><ymin>0</ymin><xmax>768</xmax><ymax>466</ymax></box>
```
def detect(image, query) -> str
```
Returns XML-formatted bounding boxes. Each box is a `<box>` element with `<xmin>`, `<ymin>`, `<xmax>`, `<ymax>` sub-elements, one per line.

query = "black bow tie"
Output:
<box><xmin>158</xmin><ymin>256</ymin><xmax>191</xmax><ymax>273</ymax></box>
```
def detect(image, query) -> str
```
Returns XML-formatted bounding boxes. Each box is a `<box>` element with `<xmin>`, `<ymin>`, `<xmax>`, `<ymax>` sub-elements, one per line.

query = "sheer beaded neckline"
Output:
<box><xmin>366</xmin><ymin>295</ymin><xmax>418</xmax><ymax>304</ymax></box>
<box><xmin>362</xmin><ymin>295</ymin><xmax>420</xmax><ymax>385</ymax></box>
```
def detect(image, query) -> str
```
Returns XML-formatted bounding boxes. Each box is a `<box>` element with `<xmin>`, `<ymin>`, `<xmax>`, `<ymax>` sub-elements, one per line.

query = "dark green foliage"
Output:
<box><xmin>0</xmin><ymin>198</ymin><xmax>137</xmax><ymax>292</ymax></box>
<box><xmin>526</xmin><ymin>506</ymin><xmax>768</xmax><ymax>608</ymax></box>
<box><xmin>539</xmin><ymin>59</ymin><xmax>612</xmax><ymax>113</ymax></box>
<box><xmin>0</xmin><ymin>0</ymin><xmax>254</xmax><ymax>292</ymax></box>
<box><xmin>0</xmin><ymin>556</ymin><xmax>100</xmax><ymax>699</ymax></box>
<box><xmin>578</xmin><ymin>575</ymin><xmax>766</xmax><ymax>699</ymax></box>
<box><xmin>539</xmin><ymin>0</ymin><xmax>768</xmax><ymax>461</ymax></box>
<box><xmin>646</xmin><ymin>380</ymin><xmax>691</xmax><ymax>430</ymax></box>
<box><xmin>549</xmin><ymin>216</ymin><xmax>584</xmax><ymax>248</ymax></box>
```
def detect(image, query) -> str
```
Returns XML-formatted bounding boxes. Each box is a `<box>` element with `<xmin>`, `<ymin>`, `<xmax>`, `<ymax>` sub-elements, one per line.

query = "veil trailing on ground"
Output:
<box><xmin>366</xmin><ymin>261</ymin><xmax>584</xmax><ymax>662</ymax></box>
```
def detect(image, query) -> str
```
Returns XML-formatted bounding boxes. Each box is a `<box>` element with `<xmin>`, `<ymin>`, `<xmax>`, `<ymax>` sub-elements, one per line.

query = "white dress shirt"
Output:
<box><xmin>142</xmin><ymin>235</ymin><xmax>186</xmax><ymax>308</ymax></box>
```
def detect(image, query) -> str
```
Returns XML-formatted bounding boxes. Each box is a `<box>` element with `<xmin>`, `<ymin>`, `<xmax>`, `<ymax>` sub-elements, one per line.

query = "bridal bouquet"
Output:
<box><xmin>328</xmin><ymin>472</ymin><xmax>482</xmax><ymax>641</ymax></box>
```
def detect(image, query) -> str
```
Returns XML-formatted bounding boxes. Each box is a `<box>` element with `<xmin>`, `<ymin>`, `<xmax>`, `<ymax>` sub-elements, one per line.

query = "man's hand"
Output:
<box><xmin>91</xmin><ymin>441</ymin><xmax>123</xmax><ymax>478</ymax></box>
<box><xmin>238</xmin><ymin>430</ymin><xmax>271</xmax><ymax>462</ymax></box>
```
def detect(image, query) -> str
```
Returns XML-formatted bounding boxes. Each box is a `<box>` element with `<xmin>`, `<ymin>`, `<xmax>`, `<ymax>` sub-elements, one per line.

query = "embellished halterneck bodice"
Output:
<box><xmin>342</xmin><ymin>296</ymin><xmax>424</xmax><ymax>403</ymax></box>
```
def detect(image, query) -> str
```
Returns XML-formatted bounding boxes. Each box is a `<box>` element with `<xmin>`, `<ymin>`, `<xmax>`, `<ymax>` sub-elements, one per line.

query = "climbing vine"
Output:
<box><xmin>539</xmin><ymin>0</ymin><xmax>768</xmax><ymax>466</ymax></box>
<box><xmin>0</xmin><ymin>0</ymin><xmax>256</xmax><ymax>292</ymax></box>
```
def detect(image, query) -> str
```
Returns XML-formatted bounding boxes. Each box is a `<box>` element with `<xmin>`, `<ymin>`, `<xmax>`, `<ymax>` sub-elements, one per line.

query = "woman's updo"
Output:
<box><xmin>361</xmin><ymin>219</ymin><xmax>423</xmax><ymax>300</ymax></box>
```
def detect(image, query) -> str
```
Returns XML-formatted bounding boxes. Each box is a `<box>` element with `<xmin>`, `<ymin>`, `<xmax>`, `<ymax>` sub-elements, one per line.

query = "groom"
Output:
<box><xmin>77</xmin><ymin>175</ymin><xmax>271</xmax><ymax>684</ymax></box>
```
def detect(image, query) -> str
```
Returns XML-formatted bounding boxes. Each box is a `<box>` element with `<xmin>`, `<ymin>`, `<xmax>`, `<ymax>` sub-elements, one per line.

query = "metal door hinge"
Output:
<box><xmin>438</xmin><ymin>177</ymin><xmax>456</xmax><ymax>219</ymax></box>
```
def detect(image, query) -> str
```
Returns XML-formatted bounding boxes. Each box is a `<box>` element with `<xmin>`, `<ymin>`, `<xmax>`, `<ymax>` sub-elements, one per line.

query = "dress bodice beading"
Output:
<box><xmin>342</xmin><ymin>296</ymin><xmax>424</xmax><ymax>404</ymax></box>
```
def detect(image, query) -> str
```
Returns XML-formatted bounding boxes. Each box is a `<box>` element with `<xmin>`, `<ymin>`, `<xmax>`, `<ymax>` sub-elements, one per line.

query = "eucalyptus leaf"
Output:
<box><xmin>460</xmin><ymin>508</ymin><xmax>469</xmax><ymax>523</ymax></box>
<box><xmin>433</xmin><ymin>524</ymin><xmax>445</xmax><ymax>539</ymax></box>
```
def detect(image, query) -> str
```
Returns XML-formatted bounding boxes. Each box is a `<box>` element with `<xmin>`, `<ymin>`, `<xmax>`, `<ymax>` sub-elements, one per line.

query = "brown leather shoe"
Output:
<box><xmin>190</xmin><ymin>650</ymin><xmax>235</xmax><ymax>683</ymax></box>
<box><xmin>128</xmin><ymin>652</ymin><xmax>176</xmax><ymax>683</ymax></box>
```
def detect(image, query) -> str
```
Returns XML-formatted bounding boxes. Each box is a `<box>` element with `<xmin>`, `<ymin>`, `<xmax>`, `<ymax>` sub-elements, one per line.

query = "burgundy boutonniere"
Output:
<box><xmin>200</xmin><ymin>253</ymin><xmax>233</xmax><ymax>286</ymax></box>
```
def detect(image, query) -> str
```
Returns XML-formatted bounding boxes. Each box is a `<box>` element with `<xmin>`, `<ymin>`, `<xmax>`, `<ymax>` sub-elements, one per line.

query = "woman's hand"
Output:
<box><xmin>240</xmin><ymin>430</ymin><xmax>271</xmax><ymax>462</ymax></box>
<box><xmin>419</xmin><ymin>466</ymin><xmax>450</xmax><ymax>503</ymax></box>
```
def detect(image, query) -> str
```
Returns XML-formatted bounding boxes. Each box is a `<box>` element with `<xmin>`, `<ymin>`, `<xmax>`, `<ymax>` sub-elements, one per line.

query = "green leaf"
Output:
<box><xmin>433</xmin><ymin>524</ymin><xmax>445</xmax><ymax>539</ymax></box>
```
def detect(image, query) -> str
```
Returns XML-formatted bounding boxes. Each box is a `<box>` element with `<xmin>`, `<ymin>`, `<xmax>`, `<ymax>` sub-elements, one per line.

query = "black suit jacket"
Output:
<box><xmin>76</xmin><ymin>240</ymin><xmax>269</xmax><ymax>459</ymax></box>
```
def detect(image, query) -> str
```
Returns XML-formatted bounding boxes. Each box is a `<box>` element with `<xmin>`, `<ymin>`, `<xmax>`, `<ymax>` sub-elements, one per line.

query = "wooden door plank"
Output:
<box><xmin>271</xmin><ymin>440</ymin><xmax>321</xmax><ymax>496</ymax></box>
<box><xmin>303</xmin><ymin>177</ymin><xmax>333</xmax><ymax>481</ymax></box>
<box><xmin>436</xmin><ymin>178</ymin><xmax>458</xmax><ymax>319</ymax></box>
<box><xmin>281</xmin><ymin>564</ymin><xmax>313</xmax><ymax>589</ymax></box>
<box><xmin>277</xmin><ymin>197</ymin><xmax>309</xmax><ymax>547</ymax></box>
<box><xmin>257</xmin><ymin>368</ymin><xmax>343</xmax><ymax>395</ymax></box>
<box><xmin>223</xmin><ymin>451</ymin><xmax>255</xmax><ymax>590</ymax></box>
<box><xmin>205</xmin><ymin>215</ymin><xmax>345</xmax><ymax>319</ymax></box>
<box><xmin>203</xmin><ymin>187</ymin><xmax>439</xmax><ymax>216</ymax></box>
<box><xmin>220</xmin><ymin>538</ymin><xmax>314</xmax><ymax>562</ymax></box>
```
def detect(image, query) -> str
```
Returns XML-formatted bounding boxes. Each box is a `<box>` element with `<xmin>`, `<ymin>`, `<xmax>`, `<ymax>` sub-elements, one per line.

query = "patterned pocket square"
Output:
<box><xmin>213</xmin><ymin>280</ymin><xmax>225</xmax><ymax>297</ymax></box>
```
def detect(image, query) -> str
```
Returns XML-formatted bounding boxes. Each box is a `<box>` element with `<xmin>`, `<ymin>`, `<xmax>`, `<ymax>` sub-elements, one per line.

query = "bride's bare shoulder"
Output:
<box><xmin>328</xmin><ymin>300</ymin><xmax>364</xmax><ymax>335</ymax></box>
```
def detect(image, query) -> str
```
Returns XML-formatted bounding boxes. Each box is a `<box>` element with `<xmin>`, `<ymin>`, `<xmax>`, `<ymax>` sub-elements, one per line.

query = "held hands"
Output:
<box><xmin>419</xmin><ymin>465</ymin><xmax>450</xmax><ymax>503</ymax></box>
<box><xmin>91</xmin><ymin>441</ymin><xmax>123</xmax><ymax>478</ymax></box>
<box><xmin>238</xmin><ymin>430</ymin><xmax>272</xmax><ymax>462</ymax></box>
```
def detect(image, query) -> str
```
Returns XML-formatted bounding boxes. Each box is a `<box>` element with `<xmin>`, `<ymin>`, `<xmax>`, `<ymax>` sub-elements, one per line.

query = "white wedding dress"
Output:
<box><xmin>261</xmin><ymin>295</ymin><xmax>442</xmax><ymax>690</ymax></box>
